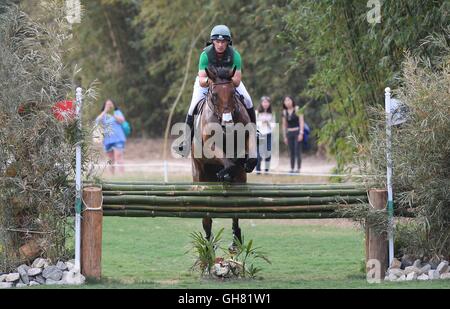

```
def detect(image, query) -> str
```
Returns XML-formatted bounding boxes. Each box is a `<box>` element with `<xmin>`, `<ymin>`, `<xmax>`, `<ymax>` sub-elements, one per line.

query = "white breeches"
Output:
<box><xmin>187</xmin><ymin>76</ymin><xmax>253</xmax><ymax>116</ymax></box>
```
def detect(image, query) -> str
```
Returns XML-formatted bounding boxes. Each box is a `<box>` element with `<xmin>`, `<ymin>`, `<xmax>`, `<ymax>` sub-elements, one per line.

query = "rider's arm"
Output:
<box><xmin>232</xmin><ymin>70</ymin><xmax>241</xmax><ymax>87</ymax></box>
<box><xmin>198</xmin><ymin>70</ymin><xmax>208</xmax><ymax>87</ymax></box>
<box><xmin>232</xmin><ymin>50</ymin><xmax>242</xmax><ymax>87</ymax></box>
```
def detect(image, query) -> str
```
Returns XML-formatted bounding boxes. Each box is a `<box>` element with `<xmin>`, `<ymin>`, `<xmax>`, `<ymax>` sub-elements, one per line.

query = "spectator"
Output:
<box><xmin>256</xmin><ymin>96</ymin><xmax>275</xmax><ymax>174</ymax></box>
<box><xmin>95</xmin><ymin>99</ymin><xmax>127</xmax><ymax>175</ymax></box>
<box><xmin>282</xmin><ymin>96</ymin><xmax>304</xmax><ymax>173</ymax></box>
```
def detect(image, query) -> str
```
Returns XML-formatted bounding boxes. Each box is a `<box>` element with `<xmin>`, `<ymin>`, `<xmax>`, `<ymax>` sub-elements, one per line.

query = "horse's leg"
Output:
<box><xmin>232</xmin><ymin>218</ymin><xmax>242</xmax><ymax>245</ymax></box>
<box><xmin>202</xmin><ymin>217</ymin><xmax>213</xmax><ymax>241</ymax></box>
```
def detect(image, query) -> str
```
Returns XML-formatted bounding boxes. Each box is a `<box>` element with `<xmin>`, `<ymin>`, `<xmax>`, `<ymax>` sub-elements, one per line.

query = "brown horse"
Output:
<box><xmin>191</xmin><ymin>66</ymin><xmax>257</xmax><ymax>248</ymax></box>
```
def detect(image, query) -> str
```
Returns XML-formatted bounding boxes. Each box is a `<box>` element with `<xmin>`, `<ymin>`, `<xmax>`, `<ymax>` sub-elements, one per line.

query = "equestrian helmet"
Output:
<box><xmin>210</xmin><ymin>25</ymin><xmax>232</xmax><ymax>42</ymax></box>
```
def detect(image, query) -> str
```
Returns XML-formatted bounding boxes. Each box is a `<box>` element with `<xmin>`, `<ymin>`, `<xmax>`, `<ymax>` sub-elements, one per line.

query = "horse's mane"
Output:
<box><xmin>213</xmin><ymin>66</ymin><xmax>232</xmax><ymax>81</ymax></box>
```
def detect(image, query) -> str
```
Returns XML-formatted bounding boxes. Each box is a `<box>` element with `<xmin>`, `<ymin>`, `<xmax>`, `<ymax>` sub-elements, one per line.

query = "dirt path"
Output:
<box><xmin>94</xmin><ymin>138</ymin><xmax>337</xmax><ymax>175</ymax></box>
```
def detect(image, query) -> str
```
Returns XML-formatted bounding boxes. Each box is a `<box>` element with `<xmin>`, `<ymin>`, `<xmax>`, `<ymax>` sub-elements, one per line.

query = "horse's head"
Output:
<box><xmin>205</xmin><ymin>65</ymin><xmax>237</xmax><ymax>124</ymax></box>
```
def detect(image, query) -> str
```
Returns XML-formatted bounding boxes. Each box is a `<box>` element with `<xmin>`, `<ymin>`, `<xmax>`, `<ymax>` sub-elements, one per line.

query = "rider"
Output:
<box><xmin>175</xmin><ymin>25</ymin><xmax>256</xmax><ymax>157</ymax></box>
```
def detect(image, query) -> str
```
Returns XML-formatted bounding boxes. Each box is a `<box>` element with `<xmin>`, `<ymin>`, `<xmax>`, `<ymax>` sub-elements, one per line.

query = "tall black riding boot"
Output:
<box><xmin>245</xmin><ymin>107</ymin><xmax>258</xmax><ymax>173</ymax></box>
<box><xmin>173</xmin><ymin>114</ymin><xmax>194</xmax><ymax>157</ymax></box>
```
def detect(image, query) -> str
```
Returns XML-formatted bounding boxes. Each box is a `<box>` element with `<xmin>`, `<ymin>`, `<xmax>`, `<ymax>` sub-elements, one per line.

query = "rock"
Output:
<box><xmin>436</xmin><ymin>261</ymin><xmax>449</xmax><ymax>274</ymax></box>
<box><xmin>428</xmin><ymin>270</ymin><xmax>440</xmax><ymax>280</ymax></box>
<box><xmin>0</xmin><ymin>274</ymin><xmax>7</xmax><ymax>282</ymax></box>
<box><xmin>419</xmin><ymin>264</ymin><xmax>431</xmax><ymax>275</ymax></box>
<box><xmin>417</xmin><ymin>274</ymin><xmax>429</xmax><ymax>281</ymax></box>
<box><xmin>440</xmin><ymin>273</ymin><xmax>450</xmax><ymax>280</ymax></box>
<box><xmin>396</xmin><ymin>274</ymin><xmax>406</xmax><ymax>282</ymax></box>
<box><xmin>386</xmin><ymin>273</ymin><xmax>397</xmax><ymax>282</ymax></box>
<box><xmin>29</xmin><ymin>281</ymin><xmax>40</xmax><ymax>286</ymax></box>
<box><xmin>17</xmin><ymin>265</ymin><xmax>30</xmax><ymax>285</ymax></box>
<box><xmin>15</xmin><ymin>283</ymin><xmax>27</xmax><ymax>288</ymax></box>
<box><xmin>0</xmin><ymin>282</ymin><xmax>13</xmax><ymax>289</ymax></box>
<box><xmin>32</xmin><ymin>258</ymin><xmax>50</xmax><ymax>269</ymax></box>
<box><xmin>56</xmin><ymin>261</ymin><xmax>67</xmax><ymax>271</ymax></box>
<box><xmin>213</xmin><ymin>263</ymin><xmax>230</xmax><ymax>277</ymax></box>
<box><xmin>413</xmin><ymin>259</ymin><xmax>422</xmax><ymax>268</ymax></box>
<box><xmin>66</xmin><ymin>261</ymin><xmax>75</xmax><ymax>271</ymax></box>
<box><xmin>406</xmin><ymin>272</ymin><xmax>417</xmax><ymax>281</ymax></box>
<box><xmin>17</xmin><ymin>264</ymin><xmax>30</xmax><ymax>272</ymax></box>
<box><xmin>45</xmin><ymin>279</ymin><xmax>61</xmax><ymax>285</ymax></box>
<box><xmin>389</xmin><ymin>258</ymin><xmax>402</xmax><ymax>269</ymax></box>
<box><xmin>61</xmin><ymin>270</ymin><xmax>86</xmax><ymax>285</ymax></box>
<box><xmin>429</xmin><ymin>258</ymin><xmax>441</xmax><ymax>270</ymax></box>
<box><xmin>404</xmin><ymin>266</ymin><xmax>421</xmax><ymax>275</ymax></box>
<box><xmin>400</xmin><ymin>255</ymin><xmax>414</xmax><ymax>269</ymax></box>
<box><xmin>69</xmin><ymin>272</ymin><xmax>85</xmax><ymax>285</ymax></box>
<box><xmin>34</xmin><ymin>275</ymin><xmax>46</xmax><ymax>285</ymax></box>
<box><xmin>42</xmin><ymin>266</ymin><xmax>63</xmax><ymax>281</ymax></box>
<box><xmin>5</xmin><ymin>273</ymin><xmax>20</xmax><ymax>282</ymax></box>
<box><xmin>27</xmin><ymin>268</ymin><xmax>42</xmax><ymax>277</ymax></box>
<box><xmin>387</xmin><ymin>268</ymin><xmax>404</xmax><ymax>277</ymax></box>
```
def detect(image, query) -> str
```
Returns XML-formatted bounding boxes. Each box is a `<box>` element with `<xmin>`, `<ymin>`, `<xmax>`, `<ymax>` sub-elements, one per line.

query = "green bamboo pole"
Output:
<box><xmin>102</xmin><ymin>204</ymin><xmax>344</xmax><ymax>213</ymax></box>
<box><xmin>102</xmin><ymin>195</ymin><xmax>367</xmax><ymax>206</ymax></box>
<box><xmin>102</xmin><ymin>189</ymin><xmax>366</xmax><ymax>197</ymax></box>
<box><xmin>101</xmin><ymin>181</ymin><xmax>361</xmax><ymax>186</ymax></box>
<box><xmin>102</xmin><ymin>210</ymin><xmax>345</xmax><ymax>219</ymax></box>
<box><xmin>101</xmin><ymin>184</ymin><xmax>364</xmax><ymax>192</ymax></box>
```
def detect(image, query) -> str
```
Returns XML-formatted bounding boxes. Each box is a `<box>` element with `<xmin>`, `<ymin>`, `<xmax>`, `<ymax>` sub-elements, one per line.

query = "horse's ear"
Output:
<box><xmin>205</xmin><ymin>66</ymin><xmax>216</xmax><ymax>81</ymax></box>
<box><xmin>230</xmin><ymin>66</ymin><xmax>237</xmax><ymax>79</ymax></box>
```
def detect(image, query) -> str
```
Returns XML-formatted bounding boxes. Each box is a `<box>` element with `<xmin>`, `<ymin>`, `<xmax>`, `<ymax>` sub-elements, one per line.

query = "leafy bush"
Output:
<box><xmin>354</xmin><ymin>29</ymin><xmax>450</xmax><ymax>260</ymax></box>
<box><xmin>188</xmin><ymin>228</ymin><xmax>271</xmax><ymax>279</ymax></box>
<box><xmin>0</xmin><ymin>2</ymin><xmax>97</xmax><ymax>271</ymax></box>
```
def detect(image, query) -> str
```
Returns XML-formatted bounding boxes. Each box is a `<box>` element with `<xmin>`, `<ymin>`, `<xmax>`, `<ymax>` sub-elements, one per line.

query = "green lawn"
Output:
<box><xmin>76</xmin><ymin>216</ymin><xmax>450</xmax><ymax>289</ymax></box>
<box><xmin>71</xmin><ymin>173</ymin><xmax>450</xmax><ymax>288</ymax></box>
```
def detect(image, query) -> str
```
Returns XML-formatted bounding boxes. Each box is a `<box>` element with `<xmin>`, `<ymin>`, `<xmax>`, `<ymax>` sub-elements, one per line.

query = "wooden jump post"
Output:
<box><xmin>366</xmin><ymin>189</ymin><xmax>389</xmax><ymax>280</ymax></box>
<box><xmin>81</xmin><ymin>187</ymin><xmax>103</xmax><ymax>280</ymax></box>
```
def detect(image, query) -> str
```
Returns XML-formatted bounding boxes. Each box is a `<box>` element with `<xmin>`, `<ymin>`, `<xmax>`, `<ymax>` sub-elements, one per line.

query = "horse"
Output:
<box><xmin>191</xmin><ymin>65</ymin><xmax>257</xmax><ymax>250</ymax></box>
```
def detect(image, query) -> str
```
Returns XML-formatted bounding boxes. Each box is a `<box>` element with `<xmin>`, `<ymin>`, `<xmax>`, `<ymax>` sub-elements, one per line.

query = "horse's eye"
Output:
<box><xmin>212</xmin><ymin>93</ymin><xmax>218</xmax><ymax>99</ymax></box>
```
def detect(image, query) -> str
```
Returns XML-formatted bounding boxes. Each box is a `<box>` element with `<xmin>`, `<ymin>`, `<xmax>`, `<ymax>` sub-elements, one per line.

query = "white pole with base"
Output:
<box><xmin>75</xmin><ymin>87</ymin><xmax>83</xmax><ymax>272</ymax></box>
<box><xmin>384</xmin><ymin>87</ymin><xmax>394</xmax><ymax>266</ymax></box>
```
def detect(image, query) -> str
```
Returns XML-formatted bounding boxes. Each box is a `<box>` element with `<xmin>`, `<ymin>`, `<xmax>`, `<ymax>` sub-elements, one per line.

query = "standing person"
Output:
<box><xmin>282</xmin><ymin>96</ymin><xmax>304</xmax><ymax>174</ymax></box>
<box><xmin>95</xmin><ymin>99</ymin><xmax>127</xmax><ymax>175</ymax></box>
<box><xmin>256</xmin><ymin>96</ymin><xmax>275</xmax><ymax>174</ymax></box>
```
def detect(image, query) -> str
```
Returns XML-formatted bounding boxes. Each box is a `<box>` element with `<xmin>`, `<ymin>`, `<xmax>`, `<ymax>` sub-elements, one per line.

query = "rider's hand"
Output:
<box><xmin>298</xmin><ymin>133</ymin><xmax>304</xmax><ymax>142</ymax></box>
<box><xmin>284</xmin><ymin>137</ymin><xmax>288</xmax><ymax>145</ymax></box>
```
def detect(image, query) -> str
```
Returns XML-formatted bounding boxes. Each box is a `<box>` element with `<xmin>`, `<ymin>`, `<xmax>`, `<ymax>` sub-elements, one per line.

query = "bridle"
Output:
<box><xmin>207</xmin><ymin>80</ymin><xmax>240</xmax><ymax>123</ymax></box>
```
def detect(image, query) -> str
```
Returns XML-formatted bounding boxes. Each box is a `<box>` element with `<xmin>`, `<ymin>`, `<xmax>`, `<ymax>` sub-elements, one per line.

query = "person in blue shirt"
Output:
<box><xmin>95</xmin><ymin>99</ymin><xmax>126</xmax><ymax>174</ymax></box>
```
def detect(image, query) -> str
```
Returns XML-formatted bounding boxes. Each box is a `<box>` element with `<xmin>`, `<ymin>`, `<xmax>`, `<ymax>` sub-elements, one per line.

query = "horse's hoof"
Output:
<box><xmin>223</xmin><ymin>173</ymin><xmax>232</xmax><ymax>182</ymax></box>
<box><xmin>217</xmin><ymin>172</ymin><xmax>232</xmax><ymax>182</ymax></box>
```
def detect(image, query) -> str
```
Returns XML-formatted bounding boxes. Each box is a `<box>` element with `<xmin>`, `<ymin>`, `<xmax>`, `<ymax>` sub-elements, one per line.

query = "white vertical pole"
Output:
<box><xmin>75</xmin><ymin>87</ymin><xmax>83</xmax><ymax>272</ymax></box>
<box><xmin>384</xmin><ymin>87</ymin><xmax>394</xmax><ymax>266</ymax></box>
<box><xmin>163</xmin><ymin>160</ymin><xmax>168</xmax><ymax>183</ymax></box>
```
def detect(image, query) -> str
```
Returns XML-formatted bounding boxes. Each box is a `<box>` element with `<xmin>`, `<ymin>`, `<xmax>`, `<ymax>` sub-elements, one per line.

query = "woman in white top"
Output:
<box><xmin>256</xmin><ymin>96</ymin><xmax>276</xmax><ymax>174</ymax></box>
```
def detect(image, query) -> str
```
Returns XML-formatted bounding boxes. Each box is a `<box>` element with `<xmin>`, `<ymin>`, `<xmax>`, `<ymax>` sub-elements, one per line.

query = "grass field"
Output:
<box><xmin>74</xmin><ymin>216</ymin><xmax>449</xmax><ymax>289</ymax></box>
